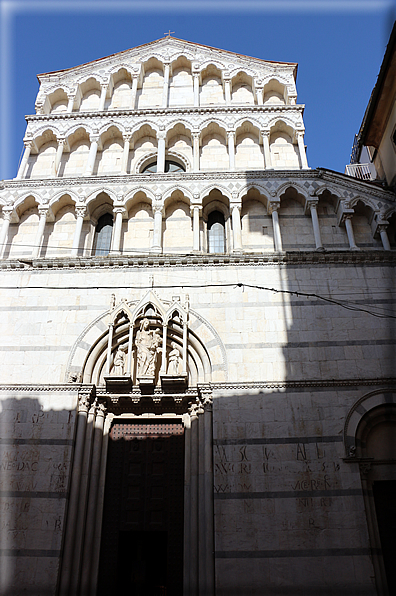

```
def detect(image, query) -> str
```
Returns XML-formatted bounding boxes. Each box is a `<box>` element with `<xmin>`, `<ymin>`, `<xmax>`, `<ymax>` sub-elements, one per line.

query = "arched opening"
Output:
<box><xmin>200</xmin><ymin>64</ymin><xmax>224</xmax><ymax>106</ymax></box>
<box><xmin>93</xmin><ymin>213</ymin><xmax>113</xmax><ymax>256</ymax></box>
<box><xmin>137</xmin><ymin>58</ymin><xmax>164</xmax><ymax>109</ymax></box>
<box><xmin>231</xmin><ymin>72</ymin><xmax>254</xmax><ymax>104</ymax></box>
<box><xmin>142</xmin><ymin>160</ymin><xmax>185</xmax><ymax>173</ymax></box>
<box><xmin>356</xmin><ymin>404</ymin><xmax>396</xmax><ymax>595</ymax></box>
<box><xmin>207</xmin><ymin>210</ymin><xmax>225</xmax><ymax>253</ymax></box>
<box><xmin>169</xmin><ymin>56</ymin><xmax>193</xmax><ymax>107</ymax></box>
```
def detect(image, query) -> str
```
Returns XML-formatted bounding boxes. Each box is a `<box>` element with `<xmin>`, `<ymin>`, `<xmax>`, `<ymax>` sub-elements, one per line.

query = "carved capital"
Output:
<box><xmin>268</xmin><ymin>201</ymin><xmax>280</xmax><ymax>214</ymax></box>
<box><xmin>23</xmin><ymin>139</ymin><xmax>34</xmax><ymax>150</ymax></box>
<box><xmin>261</xmin><ymin>130</ymin><xmax>270</xmax><ymax>139</ymax></box>
<box><xmin>1</xmin><ymin>207</ymin><xmax>13</xmax><ymax>221</ymax></box>
<box><xmin>75</xmin><ymin>206</ymin><xmax>87</xmax><ymax>219</ymax></box>
<box><xmin>191</xmin><ymin>131</ymin><xmax>200</xmax><ymax>141</ymax></box>
<box><xmin>359</xmin><ymin>461</ymin><xmax>372</xmax><ymax>478</ymax></box>
<box><xmin>89</xmin><ymin>135</ymin><xmax>100</xmax><ymax>144</ymax></box>
<box><xmin>227</xmin><ymin>130</ymin><xmax>235</xmax><ymax>139</ymax></box>
<box><xmin>156</xmin><ymin>130</ymin><xmax>166</xmax><ymax>141</ymax></box>
<box><xmin>113</xmin><ymin>206</ymin><xmax>126</xmax><ymax>216</ymax></box>
<box><xmin>78</xmin><ymin>393</ymin><xmax>90</xmax><ymax>413</ymax></box>
<box><xmin>38</xmin><ymin>207</ymin><xmax>49</xmax><ymax>219</ymax></box>
<box><xmin>96</xmin><ymin>401</ymin><xmax>107</xmax><ymax>418</ymax></box>
<box><xmin>57</xmin><ymin>137</ymin><xmax>66</xmax><ymax>146</ymax></box>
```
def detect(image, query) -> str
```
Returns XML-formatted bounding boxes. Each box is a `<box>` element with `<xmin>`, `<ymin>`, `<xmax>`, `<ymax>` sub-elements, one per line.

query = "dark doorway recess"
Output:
<box><xmin>373</xmin><ymin>479</ymin><xmax>396</xmax><ymax>594</ymax></box>
<box><xmin>98</xmin><ymin>420</ymin><xmax>185</xmax><ymax>596</ymax></box>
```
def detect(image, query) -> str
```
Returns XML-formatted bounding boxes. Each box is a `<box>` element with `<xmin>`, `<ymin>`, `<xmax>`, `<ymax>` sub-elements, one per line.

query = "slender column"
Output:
<box><xmin>127</xmin><ymin>324</ymin><xmax>133</xmax><ymax>375</ymax></box>
<box><xmin>90</xmin><ymin>412</ymin><xmax>113</xmax><ymax>596</ymax></box>
<box><xmin>297</xmin><ymin>131</ymin><xmax>309</xmax><ymax>169</ymax></box>
<box><xmin>121</xmin><ymin>134</ymin><xmax>131</xmax><ymax>173</ymax></box>
<box><xmin>98</xmin><ymin>83</ymin><xmax>107</xmax><ymax>111</ymax></box>
<box><xmin>227</xmin><ymin>131</ymin><xmax>235</xmax><ymax>171</ymax></box>
<box><xmin>112</xmin><ymin>207</ymin><xmax>125</xmax><ymax>255</ymax></box>
<box><xmin>378</xmin><ymin>224</ymin><xmax>391</xmax><ymax>251</ymax></box>
<box><xmin>193</xmin><ymin>73</ymin><xmax>200</xmax><ymax>107</ymax></box>
<box><xmin>308</xmin><ymin>201</ymin><xmax>324</xmax><ymax>250</ymax></box>
<box><xmin>183</xmin><ymin>413</ymin><xmax>192</xmax><ymax>595</ymax></box>
<box><xmin>231</xmin><ymin>205</ymin><xmax>242</xmax><ymax>252</ymax></box>
<box><xmin>151</xmin><ymin>203</ymin><xmax>163</xmax><ymax>252</ymax></box>
<box><xmin>255</xmin><ymin>85</ymin><xmax>264</xmax><ymax>105</ymax></box>
<box><xmin>161</xmin><ymin>324</ymin><xmax>167</xmax><ymax>373</ymax></box>
<box><xmin>58</xmin><ymin>393</ymin><xmax>90</xmax><ymax>596</ymax></box>
<box><xmin>80</xmin><ymin>402</ymin><xmax>106</xmax><ymax>596</ymax></box>
<box><xmin>162</xmin><ymin>62</ymin><xmax>170</xmax><ymax>107</ymax></box>
<box><xmin>192</xmin><ymin>206</ymin><xmax>201</xmax><ymax>251</ymax></box>
<box><xmin>197</xmin><ymin>403</ymin><xmax>206</xmax><ymax>596</ymax></box>
<box><xmin>131</xmin><ymin>74</ymin><xmax>139</xmax><ymax>109</ymax></box>
<box><xmin>0</xmin><ymin>209</ymin><xmax>13</xmax><ymax>258</ymax></box>
<box><xmin>84</xmin><ymin>135</ymin><xmax>99</xmax><ymax>176</ymax></box>
<box><xmin>224</xmin><ymin>77</ymin><xmax>231</xmax><ymax>104</ymax></box>
<box><xmin>343</xmin><ymin>214</ymin><xmax>359</xmax><ymax>250</ymax></box>
<box><xmin>66</xmin><ymin>93</ymin><xmax>75</xmax><ymax>113</ymax></box>
<box><xmin>156</xmin><ymin>131</ymin><xmax>166</xmax><ymax>173</ymax></box>
<box><xmin>106</xmin><ymin>323</ymin><xmax>114</xmax><ymax>374</ymax></box>
<box><xmin>189</xmin><ymin>404</ymin><xmax>199</xmax><ymax>594</ymax></box>
<box><xmin>71</xmin><ymin>206</ymin><xmax>87</xmax><ymax>257</ymax></box>
<box><xmin>69</xmin><ymin>400</ymin><xmax>96</xmax><ymax>595</ymax></box>
<box><xmin>192</xmin><ymin>132</ymin><xmax>200</xmax><ymax>172</ymax></box>
<box><xmin>261</xmin><ymin>130</ymin><xmax>272</xmax><ymax>169</ymax></box>
<box><xmin>203</xmin><ymin>397</ymin><xmax>215</xmax><ymax>596</ymax></box>
<box><xmin>270</xmin><ymin>203</ymin><xmax>282</xmax><ymax>251</ymax></box>
<box><xmin>32</xmin><ymin>207</ymin><xmax>48</xmax><ymax>259</ymax></box>
<box><xmin>16</xmin><ymin>140</ymin><xmax>33</xmax><ymax>179</ymax></box>
<box><xmin>53</xmin><ymin>138</ymin><xmax>65</xmax><ymax>177</ymax></box>
<box><xmin>182</xmin><ymin>321</ymin><xmax>188</xmax><ymax>374</ymax></box>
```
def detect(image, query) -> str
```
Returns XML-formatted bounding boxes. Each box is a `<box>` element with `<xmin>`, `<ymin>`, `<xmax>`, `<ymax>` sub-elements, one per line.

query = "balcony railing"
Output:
<box><xmin>344</xmin><ymin>163</ymin><xmax>376</xmax><ymax>181</ymax></box>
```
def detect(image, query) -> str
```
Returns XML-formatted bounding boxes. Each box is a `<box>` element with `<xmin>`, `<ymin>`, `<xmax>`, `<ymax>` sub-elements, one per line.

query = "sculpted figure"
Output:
<box><xmin>112</xmin><ymin>344</ymin><xmax>127</xmax><ymax>375</ymax></box>
<box><xmin>167</xmin><ymin>342</ymin><xmax>181</xmax><ymax>375</ymax></box>
<box><xmin>135</xmin><ymin>319</ymin><xmax>162</xmax><ymax>376</ymax></box>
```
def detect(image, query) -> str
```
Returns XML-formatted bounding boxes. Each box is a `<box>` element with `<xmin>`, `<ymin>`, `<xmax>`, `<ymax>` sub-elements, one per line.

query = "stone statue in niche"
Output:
<box><xmin>112</xmin><ymin>344</ymin><xmax>127</xmax><ymax>375</ymax></box>
<box><xmin>167</xmin><ymin>342</ymin><xmax>181</xmax><ymax>375</ymax></box>
<box><xmin>135</xmin><ymin>318</ymin><xmax>162</xmax><ymax>377</ymax></box>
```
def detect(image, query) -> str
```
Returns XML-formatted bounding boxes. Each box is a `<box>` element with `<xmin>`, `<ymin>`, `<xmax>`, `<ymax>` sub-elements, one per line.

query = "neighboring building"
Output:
<box><xmin>346</xmin><ymin>21</ymin><xmax>396</xmax><ymax>193</ymax></box>
<box><xmin>0</xmin><ymin>36</ymin><xmax>396</xmax><ymax>596</ymax></box>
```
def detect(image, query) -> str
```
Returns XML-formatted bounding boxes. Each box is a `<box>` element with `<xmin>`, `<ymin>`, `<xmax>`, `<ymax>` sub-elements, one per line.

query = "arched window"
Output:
<box><xmin>208</xmin><ymin>210</ymin><xmax>225</xmax><ymax>253</ymax></box>
<box><xmin>142</xmin><ymin>160</ymin><xmax>185</xmax><ymax>173</ymax></box>
<box><xmin>93</xmin><ymin>213</ymin><xmax>113</xmax><ymax>256</ymax></box>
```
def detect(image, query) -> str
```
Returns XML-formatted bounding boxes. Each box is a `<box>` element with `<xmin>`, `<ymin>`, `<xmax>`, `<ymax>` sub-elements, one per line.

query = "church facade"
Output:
<box><xmin>1</xmin><ymin>37</ymin><xmax>396</xmax><ymax>595</ymax></box>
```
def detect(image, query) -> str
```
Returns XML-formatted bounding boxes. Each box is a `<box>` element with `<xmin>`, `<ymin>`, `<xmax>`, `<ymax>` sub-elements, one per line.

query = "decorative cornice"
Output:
<box><xmin>25</xmin><ymin>104</ymin><xmax>305</xmax><ymax>122</ymax></box>
<box><xmin>0</xmin><ymin>384</ymin><xmax>94</xmax><ymax>392</ymax></box>
<box><xmin>1</xmin><ymin>249</ymin><xmax>395</xmax><ymax>272</ymax></box>
<box><xmin>210</xmin><ymin>378</ymin><xmax>396</xmax><ymax>391</ymax></box>
<box><xmin>2</xmin><ymin>169</ymin><xmax>394</xmax><ymax>203</ymax></box>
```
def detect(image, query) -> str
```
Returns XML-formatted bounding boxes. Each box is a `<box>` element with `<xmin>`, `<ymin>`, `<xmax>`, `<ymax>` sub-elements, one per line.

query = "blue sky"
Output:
<box><xmin>0</xmin><ymin>0</ymin><xmax>395</xmax><ymax>180</ymax></box>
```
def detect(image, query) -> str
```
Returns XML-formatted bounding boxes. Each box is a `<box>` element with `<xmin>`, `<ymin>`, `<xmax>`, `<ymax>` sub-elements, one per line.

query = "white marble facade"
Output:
<box><xmin>1</xmin><ymin>37</ymin><xmax>396</xmax><ymax>596</ymax></box>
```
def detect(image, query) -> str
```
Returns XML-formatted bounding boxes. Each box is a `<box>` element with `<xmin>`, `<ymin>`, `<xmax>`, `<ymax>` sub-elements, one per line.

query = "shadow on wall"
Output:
<box><xmin>0</xmin><ymin>397</ymin><xmax>75</xmax><ymax>596</ymax></box>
